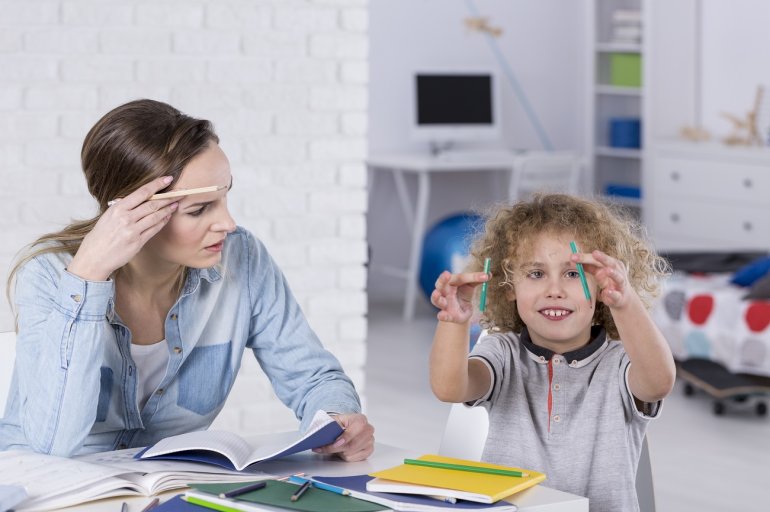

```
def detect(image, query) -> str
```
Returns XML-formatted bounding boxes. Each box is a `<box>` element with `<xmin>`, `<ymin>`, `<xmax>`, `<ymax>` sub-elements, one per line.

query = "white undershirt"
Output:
<box><xmin>130</xmin><ymin>339</ymin><xmax>169</xmax><ymax>410</ymax></box>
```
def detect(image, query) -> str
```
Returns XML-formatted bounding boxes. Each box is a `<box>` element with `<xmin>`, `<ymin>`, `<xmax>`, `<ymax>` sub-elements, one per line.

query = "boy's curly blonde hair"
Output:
<box><xmin>468</xmin><ymin>193</ymin><xmax>670</xmax><ymax>339</ymax></box>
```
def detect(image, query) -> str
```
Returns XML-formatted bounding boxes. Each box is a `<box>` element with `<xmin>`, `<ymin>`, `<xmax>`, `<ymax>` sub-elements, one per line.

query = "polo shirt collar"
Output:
<box><xmin>520</xmin><ymin>325</ymin><xmax>607</xmax><ymax>362</ymax></box>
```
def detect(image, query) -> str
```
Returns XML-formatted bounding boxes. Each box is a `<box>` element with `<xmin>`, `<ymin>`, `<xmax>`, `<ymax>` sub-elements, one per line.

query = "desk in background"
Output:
<box><xmin>367</xmin><ymin>152</ymin><xmax>517</xmax><ymax>321</ymax></box>
<box><xmin>64</xmin><ymin>442</ymin><xmax>587</xmax><ymax>512</ymax></box>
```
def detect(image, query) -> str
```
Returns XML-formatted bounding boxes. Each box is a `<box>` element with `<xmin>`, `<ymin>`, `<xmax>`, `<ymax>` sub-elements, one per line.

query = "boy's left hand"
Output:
<box><xmin>572</xmin><ymin>250</ymin><xmax>633</xmax><ymax>309</ymax></box>
<box><xmin>312</xmin><ymin>413</ymin><xmax>374</xmax><ymax>462</ymax></box>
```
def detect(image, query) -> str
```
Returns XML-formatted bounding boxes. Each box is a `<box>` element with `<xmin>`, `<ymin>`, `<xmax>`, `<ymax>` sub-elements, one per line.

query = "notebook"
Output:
<box><xmin>313</xmin><ymin>475</ymin><xmax>518</xmax><ymax>511</ymax></box>
<box><xmin>367</xmin><ymin>455</ymin><xmax>545</xmax><ymax>504</ymax></box>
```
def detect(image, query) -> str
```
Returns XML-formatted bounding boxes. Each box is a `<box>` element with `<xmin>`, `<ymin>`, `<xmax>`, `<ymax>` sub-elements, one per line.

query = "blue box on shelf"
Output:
<box><xmin>609</xmin><ymin>118</ymin><xmax>641</xmax><ymax>148</ymax></box>
<box><xmin>605</xmin><ymin>184</ymin><xmax>641</xmax><ymax>200</ymax></box>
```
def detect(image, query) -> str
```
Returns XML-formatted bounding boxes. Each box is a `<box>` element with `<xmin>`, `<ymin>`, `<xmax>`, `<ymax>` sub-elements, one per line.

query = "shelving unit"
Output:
<box><xmin>586</xmin><ymin>0</ymin><xmax>645</xmax><ymax>208</ymax></box>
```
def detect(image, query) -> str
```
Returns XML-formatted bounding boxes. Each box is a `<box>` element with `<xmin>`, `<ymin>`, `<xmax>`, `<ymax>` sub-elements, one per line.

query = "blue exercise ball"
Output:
<box><xmin>419</xmin><ymin>212</ymin><xmax>484</xmax><ymax>303</ymax></box>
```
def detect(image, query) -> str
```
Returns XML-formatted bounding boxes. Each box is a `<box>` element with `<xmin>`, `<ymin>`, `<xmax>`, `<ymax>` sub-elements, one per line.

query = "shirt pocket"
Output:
<box><xmin>176</xmin><ymin>342</ymin><xmax>233</xmax><ymax>416</ymax></box>
<box><xmin>96</xmin><ymin>367</ymin><xmax>113</xmax><ymax>422</ymax></box>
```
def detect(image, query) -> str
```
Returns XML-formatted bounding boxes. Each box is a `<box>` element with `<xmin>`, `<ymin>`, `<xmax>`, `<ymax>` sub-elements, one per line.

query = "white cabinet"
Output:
<box><xmin>647</xmin><ymin>142</ymin><xmax>770</xmax><ymax>251</ymax></box>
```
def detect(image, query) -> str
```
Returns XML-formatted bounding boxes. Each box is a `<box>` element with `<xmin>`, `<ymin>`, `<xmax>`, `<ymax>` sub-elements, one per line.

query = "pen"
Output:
<box><xmin>121</xmin><ymin>502</ymin><xmax>128</xmax><ymax>512</ymax></box>
<box><xmin>290</xmin><ymin>480</ymin><xmax>311</xmax><ymax>501</ymax></box>
<box><xmin>219</xmin><ymin>481</ymin><xmax>267</xmax><ymax>499</ymax></box>
<box><xmin>107</xmin><ymin>185</ymin><xmax>228</xmax><ymax>207</ymax></box>
<box><xmin>287</xmin><ymin>475</ymin><xmax>351</xmax><ymax>496</ymax></box>
<box><xmin>570</xmin><ymin>241</ymin><xmax>592</xmax><ymax>302</ymax></box>
<box><xmin>404</xmin><ymin>458</ymin><xmax>528</xmax><ymax>478</ymax></box>
<box><xmin>140</xmin><ymin>498</ymin><xmax>159</xmax><ymax>512</ymax></box>
<box><xmin>479</xmin><ymin>257</ymin><xmax>491</xmax><ymax>312</ymax></box>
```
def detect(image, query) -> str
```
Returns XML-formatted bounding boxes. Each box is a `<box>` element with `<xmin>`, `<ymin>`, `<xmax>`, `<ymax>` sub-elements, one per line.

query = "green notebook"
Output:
<box><xmin>189</xmin><ymin>481</ymin><xmax>387</xmax><ymax>512</ymax></box>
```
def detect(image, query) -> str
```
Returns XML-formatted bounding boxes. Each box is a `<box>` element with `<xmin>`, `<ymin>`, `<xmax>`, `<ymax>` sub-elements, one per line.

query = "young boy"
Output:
<box><xmin>429</xmin><ymin>194</ymin><xmax>675</xmax><ymax>512</ymax></box>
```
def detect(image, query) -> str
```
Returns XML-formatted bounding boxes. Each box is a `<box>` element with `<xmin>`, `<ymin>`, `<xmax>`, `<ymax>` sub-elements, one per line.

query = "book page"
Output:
<box><xmin>0</xmin><ymin>451</ymin><xmax>133</xmax><ymax>510</ymax></box>
<box><xmin>78</xmin><ymin>447</ymin><xmax>267</xmax><ymax>494</ymax></box>
<box><xmin>141</xmin><ymin>430</ymin><xmax>254</xmax><ymax>468</ymax></box>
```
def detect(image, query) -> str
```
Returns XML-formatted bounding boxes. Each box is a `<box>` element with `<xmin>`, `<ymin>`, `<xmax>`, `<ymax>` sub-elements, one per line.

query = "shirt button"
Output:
<box><xmin>553</xmin><ymin>383</ymin><xmax>560</xmax><ymax>391</ymax></box>
<box><xmin>570</xmin><ymin>360</ymin><xmax>578</xmax><ymax>367</ymax></box>
<box><xmin>553</xmin><ymin>414</ymin><xmax>561</xmax><ymax>423</ymax></box>
<box><xmin>170</xmin><ymin>314</ymin><xmax>178</xmax><ymax>320</ymax></box>
<box><xmin>173</xmin><ymin>346</ymin><xmax>182</xmax><ymax>354</ymax></box>
<box><xmin>156</xmin><ymin>388</ymin><xmax>164</xmax><ymax>395</ymax></box>
<box><xmin>553</xmin><ymin>357</ymin><xmax>560</xmax><ymax>365</ymax></box>
<box><xmin>539</xmin><ymin>356</ymin><xmax>546</xmax><ymax>363</ymax></box>
<box><xmin>70</xmin><ymin>294</ymin><xmax>82</xmax><ymax>303</ymax></box>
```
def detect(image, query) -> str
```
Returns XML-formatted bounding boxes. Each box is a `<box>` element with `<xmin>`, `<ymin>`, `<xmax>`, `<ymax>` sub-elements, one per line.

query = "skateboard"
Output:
<box><xmin>676</xmin><ymin>358</ymin><xmax>770</xmax><ymax>416</ymax></box>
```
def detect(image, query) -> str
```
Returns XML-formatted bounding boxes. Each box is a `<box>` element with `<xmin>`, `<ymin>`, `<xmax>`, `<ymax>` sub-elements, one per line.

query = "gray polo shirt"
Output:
<box><xmin>469</xmin><ymin>327</ymin><xmax>660</xmax><ymax>512</ymax></box>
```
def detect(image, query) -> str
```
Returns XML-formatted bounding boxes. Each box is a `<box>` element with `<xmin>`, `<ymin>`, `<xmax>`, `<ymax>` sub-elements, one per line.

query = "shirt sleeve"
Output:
<box><xmin>12</xmin><ymin>255</ymin><xmax>115</xmax><ymax>456</ymax></box>
<box><xmin>467</xmin><ymin>333</ymin><xmax>510</xmax><ymax>407</ymax></box>
<box><xmin>620</xmin><ymin>355</ymin><xmax>663</xmax><ymax>421</ymax></box>
<box><xmin>243</xmin><ymin>233</ymin><xmax>361</xmax><ymax>432</ymax></box>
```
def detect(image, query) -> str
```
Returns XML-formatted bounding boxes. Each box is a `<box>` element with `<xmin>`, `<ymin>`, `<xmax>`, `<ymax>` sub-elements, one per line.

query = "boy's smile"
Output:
<box><xmin>511</xmin><ymin>232</ymin><xmax>596</xmax><ymax>353</ymax></box>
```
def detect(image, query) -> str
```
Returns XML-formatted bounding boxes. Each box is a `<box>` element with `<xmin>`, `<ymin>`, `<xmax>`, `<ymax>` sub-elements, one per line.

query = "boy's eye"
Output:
<box><xmin>527</xmin><ymin>270</ymin><xmax>544</xmax><ymax>279</ymax></box>
<box><xmin>189</xmin><ymin>204</ymin><xmax>209</xmax><ymax>217</ymax></box>
<box><xmin>566</xmin><ymin>270</ymin><xmax>580</xmax><ymax>279</ymax></box>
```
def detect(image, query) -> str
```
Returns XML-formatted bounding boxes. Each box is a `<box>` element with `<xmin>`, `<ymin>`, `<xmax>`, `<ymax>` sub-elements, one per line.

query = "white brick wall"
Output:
<box><xmin>0</xmin><ymin>0</ymin><xmax>369</xmax><ymax>437</ymax></box>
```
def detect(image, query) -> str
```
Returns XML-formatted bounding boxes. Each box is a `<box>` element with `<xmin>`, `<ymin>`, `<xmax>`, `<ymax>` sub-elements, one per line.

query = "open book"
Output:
<box><xmin>367</xmin><ymin>455</ymin><xmax>546</xmax><ymax>504</ymax></box>
<box><xmin>137</xmin><ymin>410</ymin><xmax>343</xmax><ymax>471</ymax></box>
<box><xmin>0</xmin><ymin>448</ymin><xmax>263</xmax><ymax>511</ymax></box>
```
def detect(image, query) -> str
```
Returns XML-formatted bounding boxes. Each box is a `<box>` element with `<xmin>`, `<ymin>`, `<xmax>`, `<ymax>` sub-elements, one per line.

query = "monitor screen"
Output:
<box><xmin>416</xmin><ymin>74</ymin><xmax>494</xmax><ymax>126</ymax></box>
<box><xmin>411</xmin><ymin>71</ymin><xmax>500</xmax><ymax>143</ymax></box>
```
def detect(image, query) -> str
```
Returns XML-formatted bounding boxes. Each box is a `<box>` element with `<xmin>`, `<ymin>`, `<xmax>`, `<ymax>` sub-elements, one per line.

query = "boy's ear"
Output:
<box><xmin>505</xmin><ymin>288</ymin><xmax>516</xmax><ymax>302</ymax></box>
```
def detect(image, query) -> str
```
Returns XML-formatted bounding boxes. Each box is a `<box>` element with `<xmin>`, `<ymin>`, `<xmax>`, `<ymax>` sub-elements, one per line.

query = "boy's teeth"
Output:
<box><xmin>544</xmin><ymin>309</ymin><xmax>567</xmax><ymax>317</ymax></box>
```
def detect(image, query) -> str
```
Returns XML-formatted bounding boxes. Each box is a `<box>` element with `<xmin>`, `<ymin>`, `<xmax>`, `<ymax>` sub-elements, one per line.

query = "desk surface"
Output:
<box><xmin>63</xmin><ymin>443</ymin><xmax>587</xmax><ymax>512</ymax></box>
<box><xmin>367</xmin><ymin>152</ymin><xmax>518</xmax><ymax>172</ymax></box>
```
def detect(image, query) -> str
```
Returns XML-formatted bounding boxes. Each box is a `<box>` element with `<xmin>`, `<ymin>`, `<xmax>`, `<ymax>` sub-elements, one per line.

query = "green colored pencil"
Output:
<box><xmin>404</xmin><ymin>458</ymin><xmax>528</xmax><ymax>478</ymax></box>
<box><xmin>185</xmin><ymin>495</ymin><xmax>242</xmax><ymax>512</ymax></box>
<box><xmin>570</xmin><ymin>241</ymin><xmax>591</xmax><ymax>301</ymax></box>
<box><xmin>479</xmin><ymin>257</ymin><xmax>491</xmax><ymax>312</ymax></box>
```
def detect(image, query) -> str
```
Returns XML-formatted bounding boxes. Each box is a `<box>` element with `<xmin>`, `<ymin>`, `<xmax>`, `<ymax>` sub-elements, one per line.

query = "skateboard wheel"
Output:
<box><xmin>757</xmin><ymin>402</ymin><xmax>767</xmax><ymax>417</ymax></box>
<box><xmin>684</xmin><ymin>383</ymin><xmax>694</xmax><ymax>396</ymax></box>
<box><xmin>713</xmin><ymin>401</ymin><xmax>725</xmax><ymax>415</ymax></box>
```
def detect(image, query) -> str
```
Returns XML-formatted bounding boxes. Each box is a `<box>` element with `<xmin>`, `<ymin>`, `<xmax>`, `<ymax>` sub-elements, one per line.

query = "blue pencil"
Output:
<box><xmin>479</xmin><ymin>257</ymin><xmax>491</xmax><ymax>312</ymax></box>
<box><xmin>287</xmin><ymin>475</ymin><xmax>351</xmax><ymax>496</ymax></box>
<box><xmin>570</xmin><ymin>241</ymin><xmax>591</xmax><ymax>302</ymax></box>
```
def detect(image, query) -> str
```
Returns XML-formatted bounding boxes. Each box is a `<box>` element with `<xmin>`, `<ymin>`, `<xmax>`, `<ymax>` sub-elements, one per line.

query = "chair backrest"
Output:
<box><xmin>438</xmin><ymin>403</ymin><xmax>656</xmax><ymax>512</ymax></box>
<box><xmin>509</xmin><ymin>151</ymin><xmax>583</xmax><ymax>202</ymax></box>
<box><xmin>0</xmin><ymin>331</ymin><xmax>17</xmax><ymax>412</ymax></box>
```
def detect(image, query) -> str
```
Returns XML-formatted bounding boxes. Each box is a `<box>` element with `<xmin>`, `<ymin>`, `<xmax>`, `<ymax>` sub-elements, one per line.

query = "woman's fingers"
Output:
<box><xmin>115</xmin><ymin>175</ymin><xmax>174</xmax><ymax>210</ymax></box>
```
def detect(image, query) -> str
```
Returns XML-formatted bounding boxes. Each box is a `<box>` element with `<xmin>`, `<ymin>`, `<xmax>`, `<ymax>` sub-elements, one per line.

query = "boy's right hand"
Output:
<box><xmin>68</xmin><ymin>176</ymin><xmax>180</xmax><ymax>281</ymax></box>
<box><xmin>430</xmin><ymin>270</ymin><xmax>490</xmax><ymax>323</ymax></box>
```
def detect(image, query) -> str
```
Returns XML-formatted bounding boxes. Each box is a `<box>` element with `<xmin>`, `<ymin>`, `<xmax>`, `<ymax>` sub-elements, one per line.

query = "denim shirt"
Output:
<box><xmin>0</xmin><ymin>227</ymin><xmax>360</xmax><ymax>456</ymax></box>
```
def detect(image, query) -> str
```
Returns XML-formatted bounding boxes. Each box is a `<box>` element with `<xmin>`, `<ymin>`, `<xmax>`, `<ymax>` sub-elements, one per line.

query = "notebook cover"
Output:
<box><xmin>368</xmin><ymin>455</ymin><xmax>545</xmax><ymax>503</ymax></box>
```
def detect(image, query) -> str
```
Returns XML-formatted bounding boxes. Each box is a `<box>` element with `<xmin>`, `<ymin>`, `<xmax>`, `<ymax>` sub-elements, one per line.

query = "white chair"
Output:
<box><xmin>509</xmin><ymin>151</ymin><xmax>583</xmax><ymax>202</ymax></box>
<box><xmin>0</xmin><ymin>331</ymin><xmax>16</xmax><ymax>412</ymax></box>
<box><xmin>439</xmin><ymin>403</ymin><xmax>656</xmax><ymax>512</ymax></box>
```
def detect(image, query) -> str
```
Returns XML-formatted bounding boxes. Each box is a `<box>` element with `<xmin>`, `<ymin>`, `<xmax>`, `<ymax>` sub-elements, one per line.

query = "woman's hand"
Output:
<box><xmin>312</xmin><ymin>413</ymin><xmax>374</xmax><ymax>462</ymax></box>
<box><xmin>430</xmin><ymin>270</ymin><xmax>489</xmax><ymax>323</ymax></box>
<box><xmin>68</xmin><ymin>176</ymin><xmax>179</xmax><ymax>281</ymax></box>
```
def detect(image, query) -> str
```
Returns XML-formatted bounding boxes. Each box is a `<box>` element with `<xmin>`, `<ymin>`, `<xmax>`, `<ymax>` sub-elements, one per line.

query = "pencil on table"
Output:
<box><xmin>290</xmin><ymin>480</ymin><xmax>311</xmax><ymax>501</ymax></box>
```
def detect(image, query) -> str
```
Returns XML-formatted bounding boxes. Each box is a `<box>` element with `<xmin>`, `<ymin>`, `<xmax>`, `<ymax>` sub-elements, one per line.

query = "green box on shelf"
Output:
<box><xmin>609</xmin><ymin>53</ymin><xmax>642</xmax><ymax>87</ymax></box>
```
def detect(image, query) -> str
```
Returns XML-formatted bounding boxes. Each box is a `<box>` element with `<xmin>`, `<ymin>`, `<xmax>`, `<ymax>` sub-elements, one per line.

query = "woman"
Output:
<box><xmin>0</xmin><ymin>99</ymin><xmax>374</xmax><ymax>460</ymax></box>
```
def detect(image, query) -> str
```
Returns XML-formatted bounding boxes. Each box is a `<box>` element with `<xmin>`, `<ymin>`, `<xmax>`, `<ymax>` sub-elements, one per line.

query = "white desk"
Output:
<box><xmin>367</xmin><ymin>152</ymin><xmax>517</xmax><ymax>321</ymax></box>
<box><xmin>64</xmin><ymin>442</ymin><xmax>587</xmax><ymax>512</ymax></box>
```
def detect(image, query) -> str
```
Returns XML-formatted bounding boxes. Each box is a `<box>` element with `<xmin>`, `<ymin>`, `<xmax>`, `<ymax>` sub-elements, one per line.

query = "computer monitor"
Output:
<box><xmin>412</xmin><ymin>71</ymin><xmax>501</xmax><ymax>145</ymax></box>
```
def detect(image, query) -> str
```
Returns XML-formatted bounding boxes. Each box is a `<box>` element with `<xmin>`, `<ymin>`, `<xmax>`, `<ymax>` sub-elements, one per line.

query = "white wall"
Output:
<box><xmin>367</xmin><ymin>0</ymin><xmax>586</xmax><ymax>302</ymax></box>
<box><xmin>0</xmin><ymin>0</ymin><xmax>368</xmax><ymax>436</ymax></box>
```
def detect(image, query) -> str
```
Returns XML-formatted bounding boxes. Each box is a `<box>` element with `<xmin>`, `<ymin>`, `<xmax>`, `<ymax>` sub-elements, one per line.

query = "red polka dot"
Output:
<box><xmin>688</xmin><ymin>295</ymin><xmax>714</xmax><ymax>326</ymax></box>
<box><xmin>745</xmin><ymin>302</ymin><xmax>770</xmax><ymax>332</ymax></box>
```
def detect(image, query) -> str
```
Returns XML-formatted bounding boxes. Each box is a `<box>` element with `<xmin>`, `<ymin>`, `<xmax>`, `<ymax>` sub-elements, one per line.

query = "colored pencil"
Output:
<box><xmin>570</xmin><ymin>241</ymin><xmax>592</xmax><ymax>301</ymax></box>
<box><xmin>290</xmin><ymin>480</ymin><xmax>311</xmax><ymax>501</ymax></box>
<box><xmin>479</xmin><ymin>257</ymin><xmax>491</xmax><ymax>312</ymax></box>
<box><xmin>287</xmin><ymin>475</ymin><xmax>351</xmax><ymax>496</ymax></box>
<box><xmin>219</xmin><ymin>481</ymin><xmax>266</xmax><ymax>499</ymax></box>
<box><xmin>403</xmin><ymin>458</ymin><xmax>528</xmax><ymax>478</ymax></box>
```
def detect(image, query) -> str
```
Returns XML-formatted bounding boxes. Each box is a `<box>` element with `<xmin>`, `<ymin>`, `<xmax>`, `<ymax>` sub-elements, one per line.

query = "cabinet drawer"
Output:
<box><xmin>654</xmin><ymin>157</ymin><xmax>770</xmax><ymax>205</ymax></box>
<box><xmin>652</xmin><ymin>200</ymin><xmax>770</xmax><ymax>248</ymax></box>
